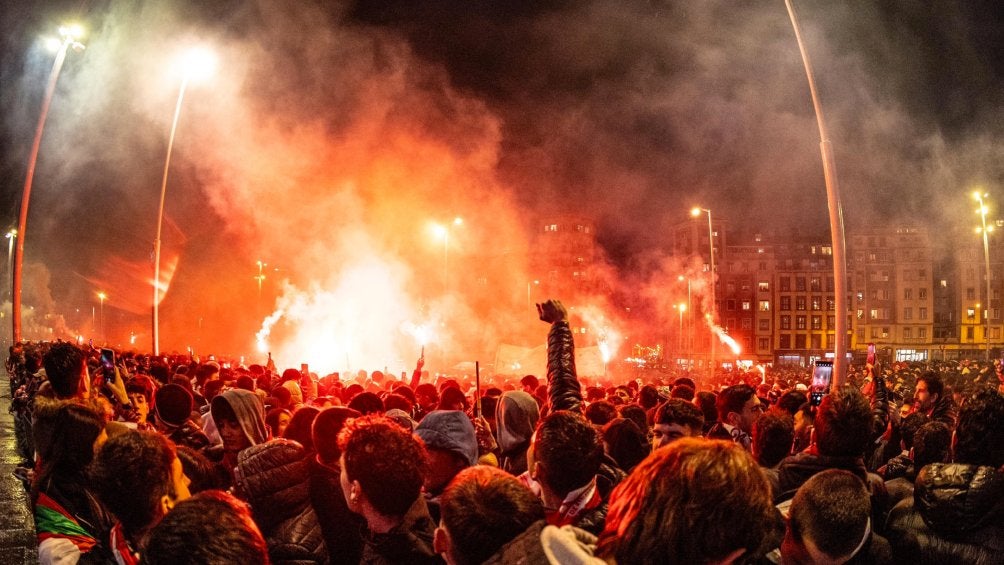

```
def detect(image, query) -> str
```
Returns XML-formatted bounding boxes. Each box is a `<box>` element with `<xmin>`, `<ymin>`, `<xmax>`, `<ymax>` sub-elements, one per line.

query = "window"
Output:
<box><xmin>796</xmin><ymin>315</ymin><xmax>807</xmax><ymax>330</ymax></box>
<box><xmin>968</xmin><ymin>308</ymin><xmax>976</xmax><ymax>319</ymax></box>
<box><xmin>780</xmin><ymin>335</ymin><xmax>791</xmax><ymax>349</ymax></box>
<box><xmin>993</xmin><ymin>328</ymin><xmax>1002</xmax><ymax>340</ymax></box>
<box><xmin>758</xmin><ymin>337</ymin><xmax>770</xmax><ymax>350</ymax></box>
<box><xmin>741</xmin><ymin>301</ymin><xmax>752</xmax><ymax>311</ymax></box>
<box><xmin>811</xmin><ymin>315</ymin><xmax>822</xmax><ymax>330</ymax></box>
<box><xmin>796</xmin><ymin>277</ymin><xmax>806</xmax><ymax>291</ymax></box>
<box><xmin>918</xmin><ymin>328</ymin><xmax>927</xmax><ymax>339</ymax></box>
<box><xmin>826</xmin><ymin>298</ymin><xmax>835</xmax><ymax>311</ymax></box>
<box><xmin>967</xmin><ymin>327</ymin><xmax>975</xmax><ymax>340</ymax></box>
<box><xmin>780</xmin><ymin>297</ymin><xmax>791</xmax><ymax>311</ymax></box>
<box><xmin>781</xmin><ymin>316</ymin><xmax>791</xmax><ymax>330</ymax></box>
<box><xmin>810</xmin><ymin>335</ymin><xmax>822</xmax><ymax>349</ymax></box>
<box><xmin>810</xmin><ymin>277</ymin><xmax>821</xmax><ymax>291</ymax></box>
<box><xmin>795</xmin><ymin>335</ymin><xmax>807</xmax><ymax>349</ymax></box>
<box><xmin>741</xmin><ymin>279</ymin><xmax>751</xmax><ymax>291</ymax></box>
<box><xmin>758</xmin><ymin>281</ymin><xmax>770</xmax><ymax>292</ymax></box>
<box><xmin>827</xmin><ymin>315</ymin><xmax>835</xmax><ymax>327</ymax></box>
<box><xmin>904</xmin><ymin>288</ymin><xmax>913</xmax><ymax>300</ymax></box>
<box><xmin>796</xmin><ymin>297</ymin><xmax>807</xmax><ymax>311</ymax></box>
<box><xmin>919</xmin><ymin>269</ymin><xmax>926</xmax><ymax>279</ymax></box>
<box><xmin>759</xmin><ymin>300</ymin><xmax>770</xmax><ymax>312</ymax></box>
<box><xmin>919</xmin><ymin>307</ymin><xmax>927</xmax><ymax>320</ymax></box>
<box><xmin>811</xmin><ymin>297</ymin><xmax>822</xmax><ymax>311</ymax></box>
<box><xmin>759</xmin><ymin>319</ymin><xmax>770</xmax><ymax>331</ymax></box>
<box><xmin>881</xmin><ymin>327</ymin><xmax>890</xmax><ymax>338</ymax></box>
<box><xmin>544</xmin><ymin>224</ymin><xmax>558</xmax><ymax>232</ymax></box>
<box><xmin>903</xmin><ymin>327</ymin><xmax>912</xmax><ymax>339</ymax></box>
<box><xmin>904</xmin><ymin>307</ymin><xmax>912</xmax><ymax>320</ymax></box>
<box><xmin>870</xmin><ymin>327</ymin><xmax>880</xmax><ymax>338</ymax></box>
<box><xmin>780</xmin><ymin>277</ymin><xmax>791</xmax><ymax>291</ymax></box>
<box><xmin>742</xmin><ymin>318</ymin><xmax>752</xmax><ymax>329</ymax></box>
<box><xmin>919</xmin><ymin>288</ymin><xmax>928</xmax><ymax>299</ymax></box>
<box><xmin>857</xmin><ymin>309</ymin><xmax>864</xmax><ymax>319</ymax></box>
<box><xmin>726</xmin><ymin>299</ymin><xmax>736</xmax><ymax>311</ymax></box>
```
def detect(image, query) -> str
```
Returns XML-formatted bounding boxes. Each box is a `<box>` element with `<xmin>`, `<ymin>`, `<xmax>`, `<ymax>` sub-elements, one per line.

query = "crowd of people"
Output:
<box><xmin>5</xmin><ymin>299</ymin><xmax>1004</xmax><ymax>564</ymax></box>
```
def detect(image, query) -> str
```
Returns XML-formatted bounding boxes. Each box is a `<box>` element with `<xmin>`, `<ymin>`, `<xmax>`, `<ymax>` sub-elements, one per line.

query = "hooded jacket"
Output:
<box><xmin>885</xmin><ymin>463</ymin><xmax>1004</xmax><ymax>563</ymax></box>
<box><xmin>496</xmin><ymin>392</ymin><xmax>540</xmax><ymax>475</ymax></box>
<box><xmin>235</xmin><ymin>439</ymin><xmax>329</xmax><ymax>565</ymax></box>
<box><xmin>211</xmin><ymin>389</ymin><xmax>269</xmax><ymax>448</ymax></box>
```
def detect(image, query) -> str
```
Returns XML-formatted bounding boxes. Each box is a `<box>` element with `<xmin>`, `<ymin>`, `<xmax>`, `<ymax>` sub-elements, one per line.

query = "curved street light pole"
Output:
<box><xmin>12</xmin><ymin>28</ymin><xmax>84</xmax><ymax>343</ymax></box>
<box><xmin>785</xmin><ymin>0</ymin><xmax>849</xmax><ymax>386</ymax></box>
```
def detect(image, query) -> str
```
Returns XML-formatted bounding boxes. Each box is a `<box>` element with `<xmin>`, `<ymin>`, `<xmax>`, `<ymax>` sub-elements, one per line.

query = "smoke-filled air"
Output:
<box><xmin>1</xmin><ymin>1</ymin><xmax>1000</xmax><ymax>375</ymax></box>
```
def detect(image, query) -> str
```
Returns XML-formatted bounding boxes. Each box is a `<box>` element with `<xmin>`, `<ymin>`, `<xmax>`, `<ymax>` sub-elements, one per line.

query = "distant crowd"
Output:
<box><xmin>6</xmin><ymin>299</ymin><xmax>1004</xmax><ymax>564</ymax></box>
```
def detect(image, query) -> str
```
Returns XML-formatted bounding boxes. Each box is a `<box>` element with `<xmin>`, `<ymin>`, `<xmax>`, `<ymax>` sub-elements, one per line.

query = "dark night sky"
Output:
<box><xmin>0</xmin><ymin>0</ymin><xmax>1001</xmax><ymax>362</ymax></box>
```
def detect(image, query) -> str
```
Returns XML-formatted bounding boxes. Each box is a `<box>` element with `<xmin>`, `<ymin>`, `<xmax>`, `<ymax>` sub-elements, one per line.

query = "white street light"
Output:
<box><xmin>974</xmin><ymin>191</ymin><xmax>993</xmax><ymax>361</ymax></box>
<box><xmin>97</xmin><ymin>291</ymin><xmax>107</xmax><ymax>343</ymax></box>
<box><xmin>153</xmin><ymin>46</ymin><xmax>216</xmax><ymax>355</ymax></box>
<box><xmin>691</xmin><ymin>207</ymin><xmax>716</xmax><ymax>377</ymax></box>
<box><xmin>12</xmin><ymin>25</ymin><xmax>85</xmax><ymax>343</ymax></box>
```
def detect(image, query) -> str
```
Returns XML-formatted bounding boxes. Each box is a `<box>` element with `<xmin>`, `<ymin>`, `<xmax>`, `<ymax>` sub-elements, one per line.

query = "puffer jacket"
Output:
<box><xmin>235</xmin><ymin>439</ymin><xmax>329</xmax><ymax>565</ymax></box>
<box><xmin>885</xmin><ymin>463</ymin><xmax>1004</xmax><ymax>563</ymax></box>
<box><xmin>546</xmin><ymin>320</ymin><xmax>583</xmax><ymax>414</ymax></box>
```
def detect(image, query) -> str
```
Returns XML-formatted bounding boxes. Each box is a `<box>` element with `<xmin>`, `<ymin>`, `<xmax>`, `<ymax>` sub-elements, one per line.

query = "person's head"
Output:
<box><xmin>898</xmin><ymin>412</ymin><xmax>928</xmax><ymax>452</ymax></box>
<box><xmin>91</xmin><ymin>430</ymin><xmax>191</xmax><ymax>543</ymax></box>
<box><xmin>435</xmin><ymin>466</ymin><xmax>545</xmax><ymax>565</ymax></box>
<box><xmin>602</xmin><ymin>418</ymin><xmax>649</xmax><ymax>473</ymax></box>
<box><xmin>752</xmin><ymin>410</ymin><xmax>795</xmax><ymax>468</ymax></box>
<box><xmin>383</xmin><ymin>393</ymin><xmax>414</xmax><ymax>415</ymax></box>
<box><xmin>782</xmin><ymin>470</ymin><xmax>872</xmax><ymax>565</ymax></box>
<box><xmin>670</xmin><ymin>384</ymin><xmax>695</xmax><ymax>402</ymax></box>
<box><xmin>584</xmin><ymin>400</ymin><xmax>617</xmax><ymax>427</ymax></box>
<box><xmin>312</xmin><ymin>406</ymin><xmax>360</xmax><ymax>466</ymax></box>
<box><xmin>127</xmin><ymin>376</ymin><xmax>156</xmax><ymax>423</ymax></box>
<box><xmin>952</xmin><ymin>388</ymin><xmax>1004</xmax><ymax>467</ymax></box>
<box><xmin>43</xmin><ymin>342</ymin><xmax>88</xmax><ymax>399</ymax></box>
<box><xmin>338</xmin><ymin>415</ymin><xmax>427</xmax><ymax>521</ymax></box>
<box><xmin>776</xmin><ymin>390</ymin><xmax>808</xmax><ymax>417</ymax></box>
<box><xmin>438</xmin><ymin>387</ymin><xmax>469</xmax><ymax>412</ymax></box>
<box><xmin>531</xmin><ymin>411</ymin><xmax>602</xmax><ymax>498</ymax></box>
<box><xmin>415</xmin><ymin>410</ymin><xmax>478</xmax><ymax>495</ymax></box>
<box><xmin>347</xmin><ymin>391</ymin><xmax>385</xmax><ymax>415</ymax></box>
<box><xmin>695</xmin><ymin>391</ymin><xmax>718</xmax><ymax>429</ymax></box>
<box><xmin>520</xmin><ymin>375</ymin><xmax>539</xmax><ymax>394</ymax></box>
<box><xmin>153</xmin><ymin>384</ymin><xmax>195</xmax><ymax>430</ymax></box>
<box><xmin>652</xmin><ymin>399</ymin><xmax>704</xmax><ymax>451</ymax></box>
<box><xmin>914</xmin><ymin>372</ymin><xmax>944</xmax><ymax>413</ymax></box>
<box><xmin>415</xmin><ymin>383</ymin><xmax>439</xmax><ymax>411</ymax></box>
<box><xmin>176</xmin><ymin>445</ymin><xmax>227</xmax><ymax>494</ymax></box>
<box><xmin>282</xmin><ymin>406</ymin><xmax>319</xmax><ymax>452</ymax></box>
<box><xmin>813</xmin><ymin>386</ymin><xmax>873</xmax><ymax>458</ymax></box>
<box><xmin>265</xmin><ymin>408</ymin><xmax>292</xmax><ymax>438</ymax></box>
<box><xmin>143</xmin><ymin>490</ymin><xmax>269</xmax><ymax>565</ymax></box>
<box><xmin>638</xmin><ymin>385</ymin><xmax>661</xmax><ymax>410</ymax></box>
<box><xmin>211</xmin><ymin>389</ymin><xmax>269</xmax><ymax>454</ymax></box>
<box><xmin>618</xmin><ymin>403</ymin><xmax>648</xmax><ymax>437</ymax></box>
<box><xmin>912</xmin><ymin>421</ymin><xmax>952</xmax><ymax>469</ymax></box>
<box><xmin>716</xmin><ymin>384</ymin><xmax>763</xmax><ymax>433</ymax></box>
<box><xmin>598</xmin><ymin>438</ymin><xmax>776</xmax><ymax>565</ymax></box>
<box><xmin>898</xmin><ymin>398</ymin><xmax>914</xmax><ymax>419</ymax></box>
<box><xmin>32</xmin><ymin>400</ymin><xmax>106</xmax><ymax>499</ymax></box>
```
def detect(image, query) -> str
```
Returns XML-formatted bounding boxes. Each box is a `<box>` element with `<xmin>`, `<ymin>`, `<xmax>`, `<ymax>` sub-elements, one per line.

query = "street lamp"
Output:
<box><xmin>255</xmin><ymin>260</ymin><xmax>267</xmax><ymax>298</ymax></box>
<box><xmin>12</xmin><ymin>25</ymin><xmax>85</xmax><ymax>343</ymax></box>
<box><xmin>431</xmin><ymin>217</ymin><xmax>463</xmax><ymax>290</ymax></box>
<box><xmin>97</xmin><ymin>291</ymin><xmax>107</xmax><ymax>343</ymax></box>
<box><xmin>974</xmin><ymin>191</ymin><xmax>993</xmax><ymax>361</ymax></box>
<box><xmin>691</xmin><ymin>207</ymin><xmax>716</xmax><ymax>377</ymax></box>
<box><xmin>675</xmin><ymin>303</ymin><xmax>687</xmax><ymax>354</ymax></box>
<box><xmin>153</xmin><ymin>46</ymin><xmax>216</xmax><ymax>355</ymax></box>
<box><xmin>5</xmin><ymin>229</ymin><xmax>15</xmax><ymax>301</ymax></box>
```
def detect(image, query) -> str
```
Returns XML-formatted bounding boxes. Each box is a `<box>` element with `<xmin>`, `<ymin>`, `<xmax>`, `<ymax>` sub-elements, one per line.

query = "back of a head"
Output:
<box><xmin>912</xmin><ymin>421</ymin><xmax>952</xmax><ymax>469</ymax></box>
<box><xmin>91</xmin><ymin>430</ymin><xmax>177</xmax><ymax>537</ymax></box>
<box><xmin>338</xmin><ymin>415</ymin><xmax>426</xmax><ymax>517</ymax></box>
<box><xmin>716</xmin><ymin>384</ymin><xmax>755</xmax><ymax>422</ymax></box>
<box><xmin>440</xmin><ymin>466</ymin><xmax>545</xmax><ymax>565</ymax></box>
<box><xmin>31</xmin><ymin>400</ymin><xmax>104</xmax><ymax>498</ymax></box>
<box><xmin>534</xmin><ymin>411</ymin><xmax>602</xmax><ymax>497</ymax></box>
<box><xmin>752</xmin><ymin>410</ymin><xmax>794</xmax><ymax>468</ymax></box>
<box><xmin>786</xmin><ymin>470</ymin><xmax>871</xmax><ymax>562</ymax></box>
<box><xmin>898</xmin><ymin>412</ymin><xmax>928</xmax><ymax>451</ymax></box>
<box><xmin>312</xmin><ymin>407</ymin><xmax>361</xmax><ymax>465</ymax></box>
<box><xmin>695</xmin><ymin>391</ymin><xmax>718</xmax><ymax>425</ymax></box>
<box><xmin>655</xmin><ymin>398</ymin><xmax>704</xmax><ymax>430</ymax></box>
<box><xmin>598</xmin><ymin>438</ymin><xmax>775</xmax><ymax>564</ymax></box>
<box><xmin>953</xmin><ymin>388</ymin><xmax>1004</xmax><ymax>467</ymax></box>
<box><xmin>283</xmin><ymin>406</ymin><xmax>320</xmax><ymax>451</ymax></box>
<box><xmin>43</xmin><ymin>342</ymin><xmax>85</xmax><ymax>399</ymax></box>
<box><xmin>814</xmin><ymin>386</ymin><xmax>872</xmax><ymax>457</ymax></box>
<box><xmin>348</xmin><ymin>391</ymin><xmax>385</xmax><ymax>415</ymax></box>
<box><xmin>670</xmin><ymin>384</ymin><xmax>695</xmax><ymax>402</ymax></box>
<box><xmin>638</xmin><ymin>385</ymin><xmax>660</xmax><ymax>410</ymax></box>
<box><xmin>144</xmin><ymin>490</ymin><xmax>269</xmax><ymax>565</ymax></box>
<box><xmin>776</xmin><ymin>390</ymin><xmax>808</xmax><ymax>417</ymax></box>
<box><xmin>584</xmin><ymin>400</ymin><xmax>617</xmax><ymax>427</ymax></box>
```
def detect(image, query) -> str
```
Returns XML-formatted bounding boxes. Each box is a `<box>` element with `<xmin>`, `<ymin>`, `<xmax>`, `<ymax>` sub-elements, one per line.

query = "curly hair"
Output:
<box><xmin>814</xmin><ymin>386</ymin><xmax>872</xmax><ymax>457</ymax></box>
<box><xmin>91</xmin><ymin>430</ymin><xmax>177</xmax><ymax>538</ymax></box>
<box><xmin>338</xmin><ymin>415</ymin><xmax>426</xmax><ymax>516</ymax></box>
<box><xmin>533</xmin><ymin>410</ymin><xmax>602</xmax><ymax>497</ymax></box>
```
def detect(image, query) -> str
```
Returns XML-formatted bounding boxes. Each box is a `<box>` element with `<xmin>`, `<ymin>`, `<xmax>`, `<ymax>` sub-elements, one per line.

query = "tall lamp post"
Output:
<box><xmin>678</xmin><ymin>275</ymin><xmax>692</xmax><ymax>365</ymax></box>
<box><xmin>974</xmin><ymin>191</ymin><xmax>993</xmax><ymax>361</ymax></box>
<box><xmin>5</xmin><ymin>230</ymin><xmax>15</xmax><ymax>301</ymax></box>
<box><xmin>97</xmin><ymin>291</ymin><xmax>107</xmax><ymax>343</ymax></box>
<box><xmin>12</xmin><ymin>25</ymin><xmax>85</xmax><ymax>343</ymax></box>
<box><xmin>691</xmin><ymin>207</ymin><xmax>716</xmax><ymax>377</ymax></box>
<box><xmin>152</xmin><ymin>47</ymin><xmax>215</xmax><ymax>355</ymax></box>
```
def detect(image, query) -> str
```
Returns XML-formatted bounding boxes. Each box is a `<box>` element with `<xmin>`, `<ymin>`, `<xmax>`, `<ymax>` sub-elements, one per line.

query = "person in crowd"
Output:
<box><xmin>495</xmin><ymin>390</ymin><xmax>540</xmax><ymax>475</ymax></box>
<box><xmin>537</xmin><ymin>300</ymin><xmax>583</xmax><ymax>414</ymax></box>
<box><xmin>705</xmin><ymin>383</ymin><xmax>763</xmax><ymax>450</ymax></box>
<box><xmin>775</xmin><ymin>389</ymin><xmax>808</xmax><ymax>417</ymax></box>
<box><xmin>752</xmin><ymin>409</ymin><xmax>794</xmax><ymax>469</ymax></box>
<box><xmin>234</xmin><ymin>439</ymin><xmax>328</xmax><ymax>564</ymax></box>
<box><xmin>265</xmin><ymin>408</ymin><xmax>293</xmax><ymax>438</ymax></box>
<box><xmin>694</xmin><ymin>390</ymin><xmax>718</xmax><ymax>435</ymax></box>
<box><xmin>596</xmin><ymin>438</ymin><xmax>780</xmax><ymax>564</ymax></box>
<box><xmin>781</xmin><ymin>470</ymin><xmax>893</xmax><ymax>564</ymax></box>
<box><xmin>886</xmin><ymin>389</ymin><xmax>1004</xmax><ymax>562</ymax></box>
<box><xmin>884</xmin><ymin>420</ymin><xmax>952</xmax><ymax>506</ymax></box>
<box><xmin>153</xmin><ymin>384</ymin><xmax>210</xmax><ymax>452</ymax></box>
<box><xmin>90</xmin><ymin>430</ymin><xmax>191</xmax><ymax>563</ymax></box>
<box><xmin>876</xmin><ymin>412</ymin><xmax>928</xmax><ymax>480</ymax></box>
<box><xmin>32</xmin><ymin>401</ymin><xmax>113</xmax><ymax>564</ymax></box>
<box><xmin>520</xmin><ymin>375</ymin><xmax>539</xmax><ymax>395</ymax></box>
<box><xmin>791</xmin><ymin>401</ymin><xmax>815</xmax><ymax>455</ymax></box>
<box><xmin>175</xmin><ymin>445</ymin><xmax>228</xmax><ymax>494</ymax></box>
<box><xmin>583</xmin><ymin>400</ymin><xmax>617</xmax><ymax>427</ymax></box>
<box><xmin>616</xmin><ymin>404</ymin><xmax>648</xmax><ymax>439</ymax></box>
<box><xmin>310</xmin><ymin>407</ymin><xmax>365</xmax><ymax>565</ymax></box>
<box><xmin>912</xmin><ymin>372</ymin><xmax>958</xmax><ymax>428</ymax></box>
<box><xmin>434</xmin><ymin>466</ymin><xmax>546</xmax><ymax>565</ymax></box>
<box><xmin>211</xmin><ymin>388</ymin><xmax>270</xmax><ymax>485</ymax></box>
<box><xmin>414</xmin><ymin>410</ymin><xmax>478</xmax><ymax>523</ymax></box>
<box><xmin>283</xmin><ymin>405</ymin><xmax>320</xmax><ymax>453</ymax></box>
<box><xmin>348</xmin><ymin>391</ymin><xmax>385</xmax><ymax>415</ymax></box>
<box><xmin>775</xmin><ymin>386</ymin><xmax>889</xmax><ymax>514</ymax></box>
<box><xmin>125</xmin><ymin>376</ymin><xmax>156</xmax><ymax>430</ymax></box>
<box><xmin>339</xmin><ymin>415</ymin><xmax>440</xmax><ymax>564</ymax></box>
<box><xmin>601</xmin><ymin>418</ymin><xmax>648</xmax><ymax>473</ymax></box>
<box><xmin>413</xmin><ymin>383</ymin><xmax>440</xmax><ymax>421</ymax></box>
<box><xmin>143</xmin><ymin>491</ymin><xmax>270</xmax><ymax>565</ymax></box>
<box><xmin>650</xmin><ymin>398</ymin><xmax>704</xmax><ymax>451</ymax></box>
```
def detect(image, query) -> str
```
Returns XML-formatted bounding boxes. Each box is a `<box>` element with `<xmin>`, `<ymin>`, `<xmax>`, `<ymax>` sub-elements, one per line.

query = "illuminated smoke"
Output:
<box><xmin>711</xmin><ymin>324</ymin><xmax>742</xmax><ymax>356</ymax></box>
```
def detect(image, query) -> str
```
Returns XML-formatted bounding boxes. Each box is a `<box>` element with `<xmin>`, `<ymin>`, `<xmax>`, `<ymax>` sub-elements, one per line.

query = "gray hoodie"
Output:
<box><xmin>211</xmin><ymin>389</ymin><xmax>269</xmax><ymax>447</ymax></box>
<box><xmin>496</xmin><ymin>391</ymin><xmax>540</xmax><ymax>475</ymax></box>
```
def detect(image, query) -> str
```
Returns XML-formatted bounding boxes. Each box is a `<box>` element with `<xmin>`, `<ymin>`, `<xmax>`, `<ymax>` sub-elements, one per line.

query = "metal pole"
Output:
<box><xmin>153</xmin><ymin>75</ymin><xmax>191</xmax><ymax>356</ymax></box>
<box><xmin>977</xmin><ymin>193</ymin><xmax>992</xmax><ymax>361</ymax></box>
<box><xmin>12</xmin><ymin>38</ymin><xmax>77</xmax><ymax>343</ymax></box>
<box><xmin>707</xmin><ymin>209</ymin><xmax>716</xmax><ymax>379</ymax></box>
<box><xmin>785</xmin><ymin>0</ymin><xmax>849</xmax><ymax>387</ymax></box>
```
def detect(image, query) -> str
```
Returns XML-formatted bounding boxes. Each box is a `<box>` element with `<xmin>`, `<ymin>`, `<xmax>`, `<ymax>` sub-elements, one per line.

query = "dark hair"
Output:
<box><xmin>347</xmin><ymin>392</ymin><xmax>384</xmax><ymax>415</ymax></box>
<box><xmin>202</xmin><ymin>380</ymin><xmax>226</xmax><ymax>402</ymax></box>
<box><xmin>440</xmin><ymin>466</ymin><xmax>545</xmax><ymax>565</ymax></box>
<box><xmin>438</xmin><ymin>387</ymin><xmax>469</xmax><ymax>411</ymax></box>
<box><xmin>176</xmin><ymin>445</ymin><xmax>227</xmax><ymax>494</ymax></box>
<box><xmin>598</xmin><ymin>438</ymin><xmax>775</xmax><ymax>564</ymax></box>
<box><xmin>270</xmin><ymin>386</ymin><xmax>292</xmax><ymax>409</ymax></box>
<box><xmin>670</xmin><ymin>385</ymin><xmax>695</xmax><ymax>402</ymax></box>
<box><xmin>672</xmin><ymin>377</ymin><xmax>696</xmax><ymax>390</ymax></box>
<box><xmin>520</xmin><ymin>375</ymin><xmax>539</xmax><ymax>390</ymax></box>
<box><xmin>618</xmin><ymin>404</ymin><xmax>648</xmax><ymax>435</ymax></box>
<box><xmin>814</xmin><ymin>386</ymin><xmax>872</xmax><ymax>458</ymax></box>
<box><xmin>43</xmin><ymin>343</ymin><xmax>86</xmax><ymax>398</ymax></box>
<box><xmin>917</xmin><ymin>371</ymin><xmax>945</xmax><ymax>399</ymax></box>
<box><xmin>654</xmin><ymin>399</ymin><xmax>704</xmax><ymax>430</ymax></box>
<box><xmin>953</xmin><ymin>389</ymin><xmax>1004</xmax><ymax>467</ymax></box>
<box><xmin>912</xmin><ymin>421</ymin><xmax>952</xmax><ymax>469</ymax></box>
<box><xmin>716</xmin><ymin>384</ymin><xmax>756</xmax><ymax>422</ymax></box>
<box><xmin>788</xmin><ymin>470</ymin><xmax>870</xmax><ymax>560</ymax></box>
<box><xmin>776</xmin><ymin>390</ymin><xmax>808</xmax><ymax>417</ymax></box>
<box><xmin>338</xmin><ymin>416</ymin><xmax>426</xmax><ymax>516</ymax></box>
<box><xmin>602</xmin><ymin>418</ymin><xmax>648</xmax><ymax>473</ymax></box>
<box><xmin>391</xmin><ymin>383</ymin><xmax>416</xmax><ymax>404</ymax></box>
<box><xmin>143</xmin><ymin>490</ymin><xmax>269</xmax><ymax>565</ymax></box>
<box><xmin>414</xmin><ymin>383</ymin><xmax>439</xmax><ymax>404</ymax></box>
<box><xmin>235</xmin><ymin>375</ymin><xmax>256</xmax><ymax>391</ymax></box>
<box><xmin>383</xmin><ymin>393</ymin><xmax>414</xmax><ymax>415</ymax></box>
<box><xmin>283</xmin><ymin>406</ymin><xmax>320</xmax><ymax>452</ymax></box>
<box><xmin>533</xmin><ymin>411</ymin><xmax>602</xmax><ymax>497</ymax></box>
<box><xmin>695</xmin><ymin>391</ymin><xmax>718</xmax><ymax>427</ymax></box>
<box><xmin>91</xmin><ymin>430</ymin><xmax>178</xmax><ymax>539</ymax></box>
<box><xmin>898</xmin><ymin>412</ymin><xmax>928</xmax><ymax>451</ymax></box>
<box><xmin>312</xmin><ymin>407</ymin><xmax>360</xmax><ymax>464</ymax></box>
<box><xmin>264</xmin><ymin>408</ymin><xmax>291</xmax><ymax>436</ymax></box>
<box><xmin>638</xmin><ymin>385</ymin><xmax>661</xmax><ymax>410</ymax></box>
<box><xmin>584</xmin><ymin>400</ymin><xmax>617</xmax><ymax>427</ymax></box>
<box><xmin>752</xmin><ymin>410</ymin><xmax>794</xmax><ymax>468</ymax></box>
<box><xmin>31</xmin><ymin>400</ymin><xmax>104</xmax><ymax>503</ymax></box>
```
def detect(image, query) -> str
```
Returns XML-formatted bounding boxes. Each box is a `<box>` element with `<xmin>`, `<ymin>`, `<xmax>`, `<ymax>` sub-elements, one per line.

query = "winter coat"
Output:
<box><xmin>483</xmin><ymin>521</ymin><xmax>601</xmax><ymax>565</ymax></box>
<box><xmin>546</xmin><ymin>320</ymin><xmax>583</xmax><ymax>414</ymax></box>
<box><xmin>308</xmin><ymin>457</ymin><xmax>364</xmax><ymax>565</ymax></box>
<box><xmin>235</xmin><ymin>439</ymin><xmax>329</xmax><ymax>565</ymax></box>
<box><xmin>775</xmin><ymin>448</ymin><xmax>890</xmax><ymax>526</ymax></box>
<box><xmin>885</xmin><ymin>463</ymin><xmax>1004</xmax><ymax>563</ymax></box>
<box><xmin>359</xmin><ymin>496</ymin><xmax>441</xmax><ymax>565</ymax></box>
